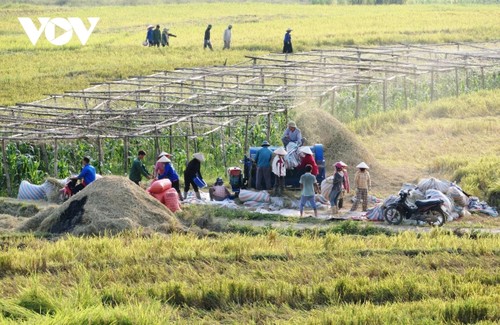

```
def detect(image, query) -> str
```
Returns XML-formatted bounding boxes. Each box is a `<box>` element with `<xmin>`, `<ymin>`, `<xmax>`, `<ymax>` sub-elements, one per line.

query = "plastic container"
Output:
<box><xmin>193</xmin><ymin>176</ymin><xmax>207</xmax><ymax>188</ymax></box>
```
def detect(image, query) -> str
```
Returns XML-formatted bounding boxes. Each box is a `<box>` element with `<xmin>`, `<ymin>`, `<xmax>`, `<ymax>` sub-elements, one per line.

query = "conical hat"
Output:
<box><xmin>299</xmin><ymin>146</ymin><xmax>313</xmax><ymax>155</ymax></box>
<box><xmin>157</xmin><ymin>151</ymin><xmax>168</xmax><ymax>158</ymax></box>
<box><xmin>338</xmin><ymin>161</ymin><xmax>348</xmax><ymax>167</ymax></box>
<box><xmin>157</xmin><ymin>156</ymin><xmax>171</xmax><ymax>163</ymax></box>
<box><xmin>356</xmin><ymin>162</ymin><xmax>369</xmax><ymax>169</ymax></box>
<box><xmin>193</xmin><ymin>153</ymin><xmax>205</xmax><ymax>162</ymax></box>
<box><xmin>274</xmin><ymin>147</ymin><xmax>287</xmax><ymax>155</ymax></box>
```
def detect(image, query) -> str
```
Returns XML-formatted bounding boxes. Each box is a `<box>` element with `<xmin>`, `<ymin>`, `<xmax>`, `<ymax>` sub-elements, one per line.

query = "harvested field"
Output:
<box><xmin>18</xmin><ymin>176</ymin><xmax>183</xmax><ymax>236</ymax></box>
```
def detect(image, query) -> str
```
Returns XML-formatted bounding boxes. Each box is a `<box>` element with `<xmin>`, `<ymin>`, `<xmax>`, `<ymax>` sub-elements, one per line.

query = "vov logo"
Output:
<box><xmin>18</xmin><ymin>17</ymin><xmax>99</xmax><ymax>46</ymax></box>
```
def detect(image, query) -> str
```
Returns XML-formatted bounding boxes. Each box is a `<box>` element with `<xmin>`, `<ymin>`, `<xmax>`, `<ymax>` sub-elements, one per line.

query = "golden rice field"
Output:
<box><xmin>0</xmin><ymin>3</ymin><xmax>499</xmax><ymax>105</ymax></box>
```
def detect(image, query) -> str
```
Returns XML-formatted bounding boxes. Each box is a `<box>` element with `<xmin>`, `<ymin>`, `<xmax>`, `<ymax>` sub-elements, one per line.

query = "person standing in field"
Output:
<box><xmin>152</xmin><ymin>25</ymin><xmax>161</xmax><ymax>47</ymax></box>
<box><xmin>129</xmin><ymin>150</ymin><xmax>152</xmax><ymax>185</ymax></box>
<box><xmin>283</xmin><ymin>28</ymin><xmax>293</xmax><ymax>54</ymax></box>
<box><xmin>204</xmin><ymin>24</ymin><xmax>213</xmax><ymax>51</ymax></box>
<box><xmin>329</xmin><ymin>162</ymin><xmax>345</xmax><ymax>215</ymax></box>
<box><xmin>350</xmin><ymin>162</ymin><xmax>371</xmax><ymax>212</ymax></box>
<box><xmin>161</xmin><ymin>28</ymin><xmax>177</xmax><ymax>47</ymax></box>
<box><xmin>154</xmin><ymin>151</ymin><xmax>171</xmax><ymax>178</ymax></box>
<box><xmin>271</xmin><ymin>147</ymin><xmax>287</xmax><ymax>196</ymax></box>
<box><xmin>223</xmin><ymin>25</ymin><xmax>232</xmax><ymax>50</ymax></box>
<box><xmin>184</xmin><ymin>153</ymin><xmax>205</xmax><ymax>200</ymax></box>
<box><xmin>337</xmin><ymin>161</ymin><xmax>350</xmax><ymax>209</ymax></box>
<box><xmin>299</xmin><ymin>164</ymin><xmax>319</xmax><ymax>217</ymax></box>
<box><xmin>146</xmin><ymin>25</ymin><xmax>154</xmax><ymax>46</ymax></box>
<box><xmin>253</xmin><ymin>140</ymin><xmax>273</xmax><ymax>191</ymax></box>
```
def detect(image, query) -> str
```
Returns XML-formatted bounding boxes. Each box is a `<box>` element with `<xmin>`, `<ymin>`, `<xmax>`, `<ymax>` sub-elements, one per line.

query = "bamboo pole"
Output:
<box><xmin>355</xmin><ymin>84</ymin><xmax>360</xmax><ymax>119</ymax></box>
<box><xmin>53</xmin><ymin>139</ymin><xmax>58</xmax><ymax>178</ymax></box>
<box><xmin>123</xmin><ymin>136</ymin><xmax>129</xmax><ymax>174</ymax></box>
<box><xmin>97</xmin><ymin>136</ymin><xmax>103</xmax><ymax>175</ymax></box>
<box><xmin>455</xmin><ymin>67</ymin><xmax>460</xmax><ymax>97</ymax></box>
<box><xmin>2</xmin><ymin>140</ymin><xmax>12</xmax><ymax>196</ymax></box>
<box><xmin>244</xmin><ymin>117</ymin><xmax>249</xmax><ymax>155</ymax></box>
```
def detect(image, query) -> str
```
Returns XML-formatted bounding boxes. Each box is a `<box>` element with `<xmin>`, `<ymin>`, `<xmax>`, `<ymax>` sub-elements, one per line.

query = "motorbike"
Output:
<box><xmin>384</xmin><ymin>189</ymin><xmax>446</xmax><ymax>227</ymax></box>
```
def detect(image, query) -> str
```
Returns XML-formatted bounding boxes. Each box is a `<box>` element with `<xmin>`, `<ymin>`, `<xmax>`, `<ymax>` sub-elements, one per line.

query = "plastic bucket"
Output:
<box><xmin>193</xmin><ymin>176</ymin><xmax>207</xmax><ymax>188</ymax></box>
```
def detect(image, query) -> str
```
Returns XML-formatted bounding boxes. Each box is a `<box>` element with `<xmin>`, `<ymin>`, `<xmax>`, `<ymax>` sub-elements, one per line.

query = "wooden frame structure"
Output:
<box><xmin>1</xmin><ymin>42</ymin><xmax>499</xmax><ymax>193</ymax></box>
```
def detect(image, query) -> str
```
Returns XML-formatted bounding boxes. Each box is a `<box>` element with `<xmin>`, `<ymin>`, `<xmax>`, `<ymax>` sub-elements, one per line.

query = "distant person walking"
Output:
<box><xmin>129</xmin><ymin>150</ymin><xmax>152</xmax><ymax>185</ymax></box>
<box><xmin>152</xmin><ymin>25</ymin><xmax>161</xmax><ymax>47</ymax></box>
<box><xmin>146</xmin><ymin>25</ymin><xmax>154</xmax><ymax>46</ymax></box>
<box><xmin>161</xmin><ymin>27</ymin><xmax>177</xmax><ymax>47</ymax></box>
<box><xmin>283</xmin><ymin>28</ymin><xmax>293</xmax><ymax>54</ymax></box>
<box><xmin>223</xmin><ymin>25</ymin><xmax>232</xmax><ymax>49</ymax></box>
<box><xmin>254</xmin><ymin>140</ymin><xmax>273</xmax><ymax>191</ymax></box>
<box><xmin>204</xmin><ymin>24</ymin><xmax>213</xmax><ymax>50</ymax></box>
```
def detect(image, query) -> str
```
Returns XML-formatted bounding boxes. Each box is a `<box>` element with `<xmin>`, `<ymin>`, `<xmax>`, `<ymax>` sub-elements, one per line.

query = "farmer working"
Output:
<box><xmin>69</xmin><ymin>156</ymin><xmax>96</xmax><ymax>195</ymax></box>
<box><xmin>161</xmin><ymin>28</ymin><xmax>176</xmax><ymax>47</ymax></box>
<box><xmin>350</xmin><ymin>162</ymin><xmax>371</xmax><ymax>212</ymax></box>
<box><xmin>281</xmin><ymin>121</ymin><xmax>303</xmax><ymax>147</ymax></box>
<box><xmin>209</xmin><ymin>177</ymin><xmax>232</xmax><ymax>201</ymax></box>
<box><xmin>129</xmin><ymin>150</ymin><xmax>152</xmax><ymax>185</ymax></box>
<box><xmin>254</xmin><ymin>140</ymin><xmax>273</xmax><ymax>191</ymax></box>
<box><xmin>184</xmin><ymin>153</ymin><xmax>205</xmax><ymax>200</ymax></box>
<box><xmin>152</xmin><ymin>25</ymin><xmax>161</xmax><ymax>47</ymax></box>
<box><xmin>297</xmin><ymin>146</ymin><xmax>318</xmax><ymax>176</ymax></box>
<box><xmin>157</xmin><ymin>156</ymin><xmax>183</xmax><ymax>201</ymax></box>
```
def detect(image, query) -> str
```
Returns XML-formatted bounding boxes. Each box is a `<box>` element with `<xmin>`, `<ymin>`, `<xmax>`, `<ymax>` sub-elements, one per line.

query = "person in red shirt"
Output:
<box><xmin>297</xmin><ymin>147</ymin><xmax>318</xmax><ymax>176</ymax></box>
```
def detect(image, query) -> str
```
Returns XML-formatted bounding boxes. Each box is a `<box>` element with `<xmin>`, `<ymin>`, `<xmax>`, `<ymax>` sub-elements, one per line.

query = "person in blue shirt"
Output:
<box><xmin>146</xmin><ymin>25</ymin><xmax>154</xmax><ymax>46</ymax></box>
<box><xmin>283</xmin><ymin>28</ymin><xmax>293</xmax><ymax>54</ymax></box>
<box><xmin>157</xmin><ymin>156</ymin><xmax>183</xmax><ymax>201</ymax></box>
<box><xmin>281</xmin><ymin>120</ymin><xmax>303</xmax><ymax>147</ymax></box>
<box><xmin>69</xmin><ymin>156</ymin><xmax>96</xmax><ymax>195</ymax></box>
<box><xmin>253</xmin><ymin>140</ymin><xmax>273</xmax><ymax>190</ymax></box>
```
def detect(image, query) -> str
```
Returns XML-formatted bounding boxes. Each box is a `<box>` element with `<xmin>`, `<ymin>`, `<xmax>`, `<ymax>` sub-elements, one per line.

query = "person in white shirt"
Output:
<box><xmin>271</xmin><ymin>147</ymin><xmax>287</xmax><ymax>196</ymax></box>
<box><xmin>223</xmin><ymin>25</ymin><xmax>232</xmax><ymax>50</ymax></box>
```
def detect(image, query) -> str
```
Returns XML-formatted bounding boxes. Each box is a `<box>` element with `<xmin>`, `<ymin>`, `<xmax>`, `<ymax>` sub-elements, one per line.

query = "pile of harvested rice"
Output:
<box><xmin>18</xmin><ymin>176</ymin><xmax>183</xmax><ymax>236</ymax></box>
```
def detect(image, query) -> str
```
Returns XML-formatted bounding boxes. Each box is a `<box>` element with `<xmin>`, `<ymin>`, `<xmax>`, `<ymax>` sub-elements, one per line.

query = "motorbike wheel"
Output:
<box><xmin>384</xmin><ymin>207</ymin><xmax>403</xmax><ymax>225</ymax></box>
<box><xmin>424</xmin><ymin>209</ymin><xmax>445</xmax><ymax>227</ymax></box>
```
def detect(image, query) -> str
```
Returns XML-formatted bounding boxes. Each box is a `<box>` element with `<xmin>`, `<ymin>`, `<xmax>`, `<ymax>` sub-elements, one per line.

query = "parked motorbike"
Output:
<box><xmin>384</xmin><ymin>189</ymin><xmax>446</xmax><ymax>227</ymax></box>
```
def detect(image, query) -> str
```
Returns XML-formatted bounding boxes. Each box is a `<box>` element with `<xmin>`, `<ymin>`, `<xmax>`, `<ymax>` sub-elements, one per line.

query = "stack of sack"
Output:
<box><xmin>238</xmin><ymin>189</ymin><xmax>270</xmax><ymax>209</ymax></box>
<box><xmin>147</xmin><ymin>179</ymin><xmax>181</xmax><ymax>213</ymax></box>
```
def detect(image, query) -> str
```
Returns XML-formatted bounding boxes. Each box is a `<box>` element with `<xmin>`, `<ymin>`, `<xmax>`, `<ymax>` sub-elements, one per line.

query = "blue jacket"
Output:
<box><xmin>284</xmin><ymin>32</ymin><xmax>291</xmax><ymax>43</ymax></box>
<box><xmin>158</xmin><ymin>163</ymin><xmax>179</xmax><ymax>182</ymax></box>
<box><xmin>147</xmin><ymin>29</ymin><xmax>154</xmax><ymax>42</ymax></box>
<box><xmin>78</xmin><ymin>164</ymin><xmax>96</xmax><ymax>186</ymax></box>
<box><xmin>254</xmin><ymin>147</ymin><xmax>272</xmax><ymax>168</ymax></box>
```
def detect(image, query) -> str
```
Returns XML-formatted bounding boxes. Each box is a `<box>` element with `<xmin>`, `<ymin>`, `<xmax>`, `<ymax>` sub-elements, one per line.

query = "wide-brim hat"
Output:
<box><xmin>334</xmin><ymin>162</ymin><xmax>344</xmax><ymax>169</ymax></box>
<box><xmin>287</xmin><ymin>121</ymin><xmax>296</xmax><ymax>128</ymax></box>
<box><xmin>157</xmin><ymin>151</ymin><xmax>168</xmax><ymax>158</ymax></box>
<box><xmin>261</xmin><ymin>140</ymin><xmax>270</xmax><ymax>147</ymax></box>
<box><xmin>274</xmin><ymin>147</ymin><xmax>287</xmax><ymax>155</ymax></box>
<box><xmin>193</xmin><ymin>153</ymin><xmax>205</xmax><ymax>162</ymax></box>
<box><xmin>163</xmin><ymin>28</ymin><xmax>169</xmax><ymax>32</ymax></box>
<box><xmin>356</xmin><ymin>162</ymin><xmax>370</xmax><ymax>169</ymax></box>
<box><xmin>286</xmin><ymin>28</ymin><xmax>292</xmax><ymax>32</ymax></box>
<box><xmin>147</xmin><ymin>25</ymin><xmax>154</xmax><ymax>29</ymax></box>
<box><xmin>157</xmin><ymin>156</ymin><xmax>171</xmax><ymax>164</ymax></box>
<box><xmin>299</xmin><ymin>146</ymin><xmax>313</xmax><ymax>155</ymax></box>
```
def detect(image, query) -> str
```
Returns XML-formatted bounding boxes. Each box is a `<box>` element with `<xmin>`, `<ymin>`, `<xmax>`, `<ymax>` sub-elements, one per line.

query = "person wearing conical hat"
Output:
<box><xmin>158</xmin><ymin>156</ymin><xmax>183</xmax><ymax>201</ymax></box>
<box><xmin>184</xmin><ymin>153</ymin><xmax>205</xmax><ymax>200</ymax></box>
<box><xmin>271</xmin><ymin>147</ymin><xmax>287</xmax><ymax>196</ymax></box>
<box><xmin>154</xmin><ymin>151</ymin><xmax>172</xmax><ymax>178</ymax></box>
<box><xmin>253</xmin><ymin>140</ymin><xmax>273</xmax><ymax>191</ymax></box>
<box><xmin>146</xmin><ymin>25</ymin><xmax>154</xmax><ymax>46</ymax></box>
<box><xmin>282</xmin><ymin>120</ymin><xmax>303</xmax><ymax>147</ymax></box>
<box><xmin>297</xmin><ymin>146</ymin><xmax>318</xmax><ymax>176</ymax></box>
<box><xmin>283</xmin><ymin>28</ymin><xmax>293</xmax><ymax>54</ymax></box>
<box><xmin>350</xmin><ymin>162</ymin><xmax>371</xmax><ymax>212</ymax></box>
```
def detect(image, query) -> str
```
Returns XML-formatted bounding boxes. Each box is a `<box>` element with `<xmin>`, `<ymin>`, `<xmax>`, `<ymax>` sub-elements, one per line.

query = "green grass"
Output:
<box><xmin>0</xmin><ymin>230</ymin><xmax>498</xmax><ymax>323</ymax></box>
<box><xmin>1</xmin><ymin>3</ymin><xmax>499</xmax><ymax>105</ymax></box>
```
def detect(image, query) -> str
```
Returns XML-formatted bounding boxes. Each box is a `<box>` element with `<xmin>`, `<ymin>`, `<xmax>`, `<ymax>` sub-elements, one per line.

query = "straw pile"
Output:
<box><xmin>18</xmin><ymin>176</ymin><xmax>183</xmax><ymax>236</ymax></box>
<box><xmin>296</xmin><ymin>109</ymin><xmax>378</xmax><ymax>170</ymax></box>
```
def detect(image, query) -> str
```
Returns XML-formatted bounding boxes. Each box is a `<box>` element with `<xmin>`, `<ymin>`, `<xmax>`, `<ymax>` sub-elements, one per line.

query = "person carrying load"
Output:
<box><xmin>184</xmin><ymin>153</ymin><xmax>205</xmax><ymax>200</ymax></box>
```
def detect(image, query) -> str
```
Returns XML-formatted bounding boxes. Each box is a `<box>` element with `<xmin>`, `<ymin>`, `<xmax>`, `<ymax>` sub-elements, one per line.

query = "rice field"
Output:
<box><xmin>0</xmin><ymin>3</ymin><xmax>499</xmax><ymax>105</ymax></box>
<box><xmin>0</xmin><ymin>229</ymin><xmax>498</xmax><ymax>323</ymax></box>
